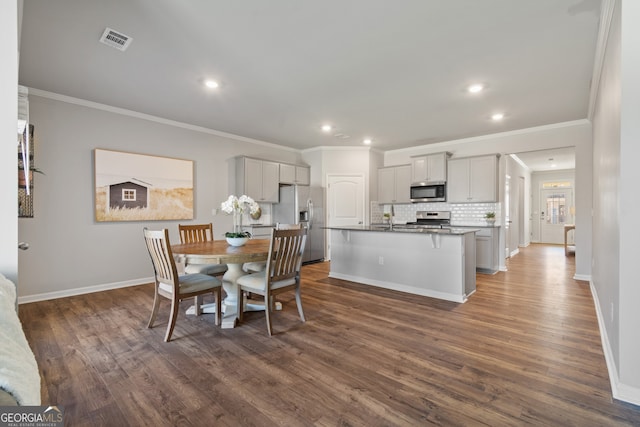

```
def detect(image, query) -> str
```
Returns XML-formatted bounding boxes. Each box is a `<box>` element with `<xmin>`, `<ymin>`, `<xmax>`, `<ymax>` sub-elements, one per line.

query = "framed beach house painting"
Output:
<box><xmin>94</xmin><ymin>149</ymin><xmax>194</xmax><ymax>222</ymax></box>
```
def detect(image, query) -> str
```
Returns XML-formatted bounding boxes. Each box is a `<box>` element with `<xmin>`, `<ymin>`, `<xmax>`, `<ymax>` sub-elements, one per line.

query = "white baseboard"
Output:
<box><xmin>328</xmin><ymin>272</ymin><xmax>468</xmax><ymax>303</ymax></box>
<box><xmin>573</xmin><ymin>273</ymin><xmax>591</xmax><ymax>281</ymax></box>
<box><xmin>17</xmin><ymin>277</ymin><xmax>153</xmax><ymax>304</ymax></box>
<box><xmin>590</xmin><ymin>281</ymin><xmax>640</xmax><ymax>406</ymax></box>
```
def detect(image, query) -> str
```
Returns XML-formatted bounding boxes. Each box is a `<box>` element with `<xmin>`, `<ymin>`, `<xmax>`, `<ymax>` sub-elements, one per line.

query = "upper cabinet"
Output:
<box><xmin>279</xmin><ymin>163</ymin><xmax>310</xmax><ymax>185</ymax></box>
<box><xmin>378</xmin><ymin>165</ymin><xmax>411</xmax><ymax>203</ymax></box>
<box><xmin>236</xmin><ymin>157</ymin><xmax>280</xmax><ymax>202</ymax></box>
<box><xmin>447</xmin><ymin>154</ymin><xmax>499</xmax><ymax>203</ymax></box>
<box><xmin>411</xmin><ymin>152</ymin><xmax>450</xmax><ymax>184</ymax></box>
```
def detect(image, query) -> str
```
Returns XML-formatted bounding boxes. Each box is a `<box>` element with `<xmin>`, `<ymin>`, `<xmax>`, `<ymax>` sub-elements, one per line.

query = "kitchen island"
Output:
<box><xmin>326</xmin><ymin>225</ymin><xmax>477</xmax><ymax>303</ymax></box>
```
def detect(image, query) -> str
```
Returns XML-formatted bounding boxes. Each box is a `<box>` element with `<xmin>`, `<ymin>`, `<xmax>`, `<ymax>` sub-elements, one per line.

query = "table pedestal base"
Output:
<box><xmin>185</xmin><ymin>262</ymin><xmax>281</xmax><ymax>328</ymax></box>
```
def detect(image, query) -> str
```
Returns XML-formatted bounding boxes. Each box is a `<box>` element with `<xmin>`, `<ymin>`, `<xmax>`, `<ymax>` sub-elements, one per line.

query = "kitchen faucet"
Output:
<box><xmin>390</xmin><ymin>204</ymin><xmax>395</xmax><ymax>228</ymax></box>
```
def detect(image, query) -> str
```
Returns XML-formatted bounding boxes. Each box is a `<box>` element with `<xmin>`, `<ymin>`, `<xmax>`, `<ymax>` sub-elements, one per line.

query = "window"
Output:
<box><xmin>542</xmin><ymin>181</ymin><xmax>571</xmax><ymax>189</ymax></box>
<box><xmin>123</xmin><ymin>189</ymin><xmax>136</xmax><ymax>201</ymax></box>
<box><xmin>545</xmin><ymin>193</ymin><xmax>566</xmax><ymax>225</ymax></box>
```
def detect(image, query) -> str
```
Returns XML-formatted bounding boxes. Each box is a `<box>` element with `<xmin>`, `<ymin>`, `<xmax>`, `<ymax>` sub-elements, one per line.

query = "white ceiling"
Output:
<box><xmin>18</xmin><ymin>0</ymin><xmax>601</xmax><ymax>156</ymax></box>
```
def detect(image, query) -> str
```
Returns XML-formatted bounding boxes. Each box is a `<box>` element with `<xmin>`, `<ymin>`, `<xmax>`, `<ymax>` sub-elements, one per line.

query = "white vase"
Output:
<box><xmin>226</xmin><ymin>237</ymin><xmax>249</xmax><ymax>247</ymax></box>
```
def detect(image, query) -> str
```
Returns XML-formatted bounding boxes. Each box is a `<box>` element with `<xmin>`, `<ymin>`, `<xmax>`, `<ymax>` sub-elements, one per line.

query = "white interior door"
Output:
<box><xmin>509</xmin><ymin>175</ymin><xmax>520</xmax><ymax>256</ymax></box>
<box><xmin>518</xmin><ymin>176</ymin><xmax>526</xmax><ymax>247</ymax></box>
<box><xmin>540</xmin><ymin>188</ymin><xmax>573</xmax><ymax>244</ymax></box>
<box><xmin>505</xmin><ymin>175</ymin><xmax>511</xmax><ymax>258</ymax></box>
<box><xmin>326</xmin><ymin>174</ymin><xmax>365</xmax><ymax>260</ymax></box>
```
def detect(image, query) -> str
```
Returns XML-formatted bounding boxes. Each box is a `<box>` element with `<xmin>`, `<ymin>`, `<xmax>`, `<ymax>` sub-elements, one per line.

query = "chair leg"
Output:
<box><xmin>164</xmin><ymin>297</ymin><xmax>180</xmax><ymax>342</ymax></box>
<box><xmin>147</xmin><ymin>285</ymin><xmax>161</xmax><ymax>328</ymax></box>
<box><xmin>194</xmin><ymin>295</ymin><xmax>203</xmax><ymax>316</ymax></box>
<box><xmin>214</xmin><ymin>288</ymin><xmax>222</xmax><ymax>326</ymax></box>
<box><xmin>237</xmin><ymin>287</ymin><xmax>244</xmax><ymax>322</ymax></box>
<box><xmin>295</xmin><ymin>285</ymin><xmax>306</xmax><ymax>322</ymax></box>
<box><xmin>264</xmin><ymin>293</ymin><xmax>273</xmax><ymax>336</ymax></box>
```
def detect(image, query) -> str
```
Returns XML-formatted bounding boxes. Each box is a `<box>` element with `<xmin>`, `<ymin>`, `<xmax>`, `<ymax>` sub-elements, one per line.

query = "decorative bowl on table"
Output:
<box><xmin>226</xmin><ymin>236</ymin><xmax>249</xmax><ymax>247</ymax></box>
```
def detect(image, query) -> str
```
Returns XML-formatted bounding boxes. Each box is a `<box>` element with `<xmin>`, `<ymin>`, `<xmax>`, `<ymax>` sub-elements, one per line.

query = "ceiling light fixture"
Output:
<box><xmin>321</xmin><ymin>124</ymin><xmax>332</xmax><ymax>132</ymax></box>
<box><xmin>363</xmin><ymin>138</ymin><xmax>372</xmax><ymax>145</ymax></box>
<box><xmin>467</xmin><ymin>84</ymin><xmax>484</xmax><ymax>93</ymax></box>
<box><xmin>491</xmin><ymin>113</ymin><xmax>505</xmax><ymax>121</ymax></box>
<box><xmin>204</xmin><ymin>80</ymin><xmax>219</xmax><ymax>89</ymax></box>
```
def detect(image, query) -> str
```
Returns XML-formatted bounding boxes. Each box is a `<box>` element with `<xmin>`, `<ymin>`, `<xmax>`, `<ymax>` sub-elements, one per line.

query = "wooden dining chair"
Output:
<box><xmin>243</xmin><ymin>223</ymin><xmax>302</xmax><ymax>273</ymax></box>
<box><xmin>143</xmin><ymin>228</ymin><xmax>222</xmax><ymax>342</ymax></box>
<box><xmin>178</xmin><ymin>223</ymin><xmax>228</xmax><ymax>277</ymax></box>
<box><xmin>236</xmin><ymin>227</ymin><xmax>307</xmax><ymax>336</ymax></box>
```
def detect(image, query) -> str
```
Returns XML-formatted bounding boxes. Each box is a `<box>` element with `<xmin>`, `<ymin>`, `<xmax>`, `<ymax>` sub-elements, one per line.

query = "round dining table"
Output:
<box><xmin>172</xmin><ymin>238</ymin><xmax>271</xmax><ymax>328</ymax></box>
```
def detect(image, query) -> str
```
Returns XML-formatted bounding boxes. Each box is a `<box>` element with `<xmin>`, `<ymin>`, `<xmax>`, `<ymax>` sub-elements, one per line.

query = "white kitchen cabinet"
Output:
<box><xmin>236</xmin><ymin>157</ymin><xmax>280</xmax><ymax>202</ymax></box>
<box><xmin>447</xmin><ymin>155</ymin><xmax>498</xmax><ymax>203</ymax></box>
<box><xmin>411</xmin><ymin>152</ymin><xmax>449</xmax><ymax>184</ymax></box>
<box><xmin>279</xmin><ymin>163</ymin><xmax>310</xmax><ymax>185</ymax></box>
<box><xmin>475</xmin><ymin>228</ymin><xmax>499</xmax><ymax>273</ymax></box>
<box><xmin>241</xmin><ymin>225</ymin><xmax>272</xmax><ymax>240</ymax></box>
<box><xmin>450</xmin><ymin>226</ymin><xmax>499</xmax><ymax>273</ymax></box>
<box><xmin>378</xmin><ymin>165</ymin><xmax>411</xmax><ymax>203</ymax></box>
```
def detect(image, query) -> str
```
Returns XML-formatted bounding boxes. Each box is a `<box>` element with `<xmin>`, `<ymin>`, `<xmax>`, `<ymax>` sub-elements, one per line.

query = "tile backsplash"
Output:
<box><xmin>372</xmin><ymin>201</ymin><xmax>501</xmax><ymax>226</ymax></box>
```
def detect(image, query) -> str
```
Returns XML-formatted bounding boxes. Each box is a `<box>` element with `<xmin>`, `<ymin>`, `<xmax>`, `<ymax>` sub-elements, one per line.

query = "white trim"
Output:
<box><xmin>26</xmin><ymin>87</ymin><xmax>299</xmax><ymax>153</ymax></box>
<box><xmin>590</xmin><ymin>280</ymin><xmax>640</xmax><ymax>406</ymax></box>
<box><xmin>17</xmin><ymin>277</ymin><xmax>153</xmax><ymax>304</ymax></box>
<box><xmin>588</xmin><ymin>0</ymin><xmax>616</xmax><ymax>120</ymax></box>
<box><xmin>573</xmin><ymin>273</ymin><xmax>591</xmax><ymax>281</ymax></box>
<box><xmin>385</xmin><ymin>120</ymin><xmax>590</xmax><ymax>155</ymax></box>
<box><xmin>302</xmin><ymin>145</ymin><xmax>377</xmax><ymax>153</ymax></box>
<box><xmin>328</xmin><ymin>272</ymin><xmax>468</xmax><ymax>303</ymax></box>
<box><xmin>27</xmin><ymin>87</ymin><xmax>591</xmax><ymax>156</ymax></box>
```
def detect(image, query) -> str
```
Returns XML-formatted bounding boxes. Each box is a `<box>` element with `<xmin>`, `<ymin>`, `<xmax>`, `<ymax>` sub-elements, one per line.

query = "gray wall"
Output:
<box><xmin>618</xmin><ymin>0</ymin><xmax>640</xmax><ymax>398</ymax></box>
<box><xmin>592</xmin><ymin>0</ymin><xmax>640</xmax><ymax>402</ymax></box>
<box><xmin>1</xmin><ymin>1</ymin><xmax>19</xmax><ymax>283</ymax></box>
<box><xmin>592</xmin><ymin>0</ymin><xmax>620</xmax><ymax>391</ymax></box>
<box><xmin>18</xmin><ymin>93</ymin><xmax>301</xmax><ymax>299</ymax></box>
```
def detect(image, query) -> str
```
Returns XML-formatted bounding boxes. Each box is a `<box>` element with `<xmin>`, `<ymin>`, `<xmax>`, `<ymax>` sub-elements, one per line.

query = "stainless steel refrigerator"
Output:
<box><xmin>273</xmin><ymin>185</ymin><xmax>325</xmax><ymax>264</ymax></box>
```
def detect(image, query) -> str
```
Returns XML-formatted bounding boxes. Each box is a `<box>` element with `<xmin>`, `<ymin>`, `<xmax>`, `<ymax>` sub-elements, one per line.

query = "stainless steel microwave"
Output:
<box><xmin>410</xmin><ymin>182</ymin><xmax>446</xmax><ymax>202</ymax></box>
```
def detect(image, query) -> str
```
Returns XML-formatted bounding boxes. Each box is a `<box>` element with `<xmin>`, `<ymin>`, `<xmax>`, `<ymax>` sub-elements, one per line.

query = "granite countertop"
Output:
<box><xmin>449</xmin><ymin>223</ymin><xmax>501</xmax><ymax>229</ymax></box>
<box><xmin>325</xmin><ymin>225</ymin><xmax>479</xmax><ymax>235</ymax></box>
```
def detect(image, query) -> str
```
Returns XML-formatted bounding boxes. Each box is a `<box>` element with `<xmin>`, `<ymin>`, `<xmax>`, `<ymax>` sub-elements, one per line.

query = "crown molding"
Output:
<box><xmin>588</xmin><ymin>0</ymin><xmax>616</xmax><ymax>120</ymax></box>
<box><xmin>26</xmin><ymin>87</ymin><xmax>299</xmax><ymax>153</ymax></box>
<box><xmin>301</xmin><ymin>145</ymin><xmax>378</xmax><ymax>153</ymax></box>
<box><xmin>386</xmin><ymin>119</ymin><xmax>590</xmax><ymax>155</ymax></box>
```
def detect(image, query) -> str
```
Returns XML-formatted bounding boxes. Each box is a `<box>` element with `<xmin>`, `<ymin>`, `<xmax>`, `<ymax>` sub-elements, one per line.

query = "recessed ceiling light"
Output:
<box><xmin>467</xmin><ymin>84</ymin><xmax>484</xmax><ymax>93</ymax></box>
<box><xmin>491</xmin><ymin>113</ymin><xmax>505</xmax><ymax>121</ymax></box>
<box><xmin>363</xmin><ymin>138</ymin><xmax>372</xmax><ymax>145</ymax></box>
<box><xmin>321</xmin><ymin>124</ymin><xmax>332</xmax><ymax>132</ymax></box>
<box><xmin>204</xmin><ymin>80</ymin><xmax>219</xmax><ymax>89</ymax></box>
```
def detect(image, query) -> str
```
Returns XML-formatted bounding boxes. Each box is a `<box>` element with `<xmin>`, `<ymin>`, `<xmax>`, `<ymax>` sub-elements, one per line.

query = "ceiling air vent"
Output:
<box><xmin>99</xmin><ymin>27</ymin><xmax>133</xmax><ymax>51</ymax></box>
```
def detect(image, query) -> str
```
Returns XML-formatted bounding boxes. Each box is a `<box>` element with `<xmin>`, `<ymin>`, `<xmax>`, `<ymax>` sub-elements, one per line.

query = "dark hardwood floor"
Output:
<box><xmin>18</xmin><ymin>244</ymin><xmax>640</xmax><ymax>426</ymax></box>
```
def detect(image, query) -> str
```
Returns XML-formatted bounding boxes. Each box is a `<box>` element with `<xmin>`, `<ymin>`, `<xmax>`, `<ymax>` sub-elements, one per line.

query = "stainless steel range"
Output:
<box><xmin>402</xmin><ymin>211</ymin><xmax>451</xmax><ymax>229</ymax></box>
